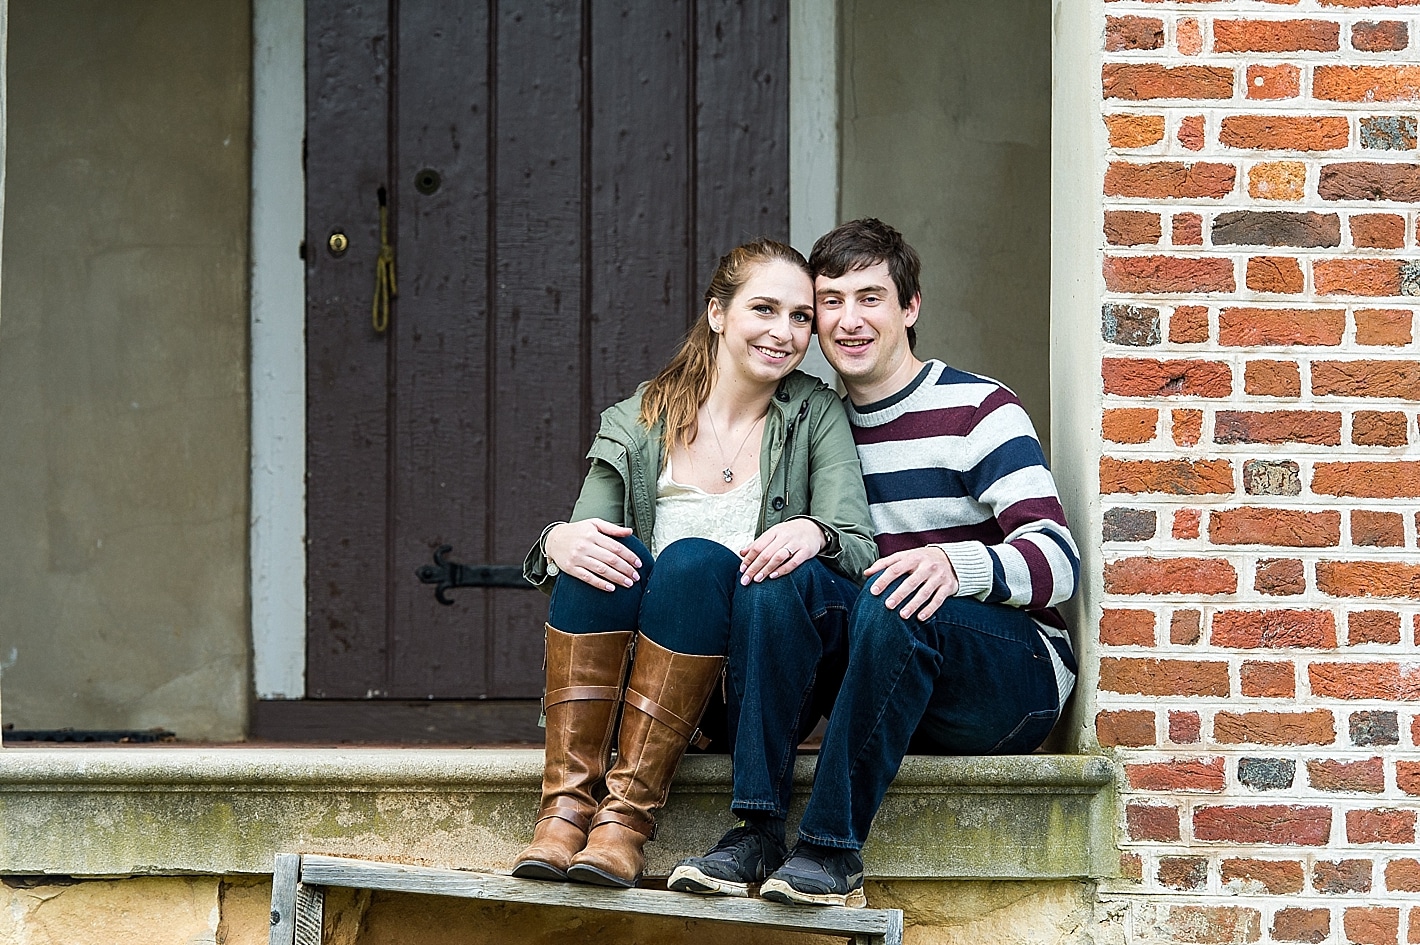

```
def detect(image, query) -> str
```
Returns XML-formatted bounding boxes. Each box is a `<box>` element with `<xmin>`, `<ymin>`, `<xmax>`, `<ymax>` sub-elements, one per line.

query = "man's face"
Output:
<box><xmin>814</xmin><ymin>261</ymin><xmax>920</xmax><ymax>396</ymax></box>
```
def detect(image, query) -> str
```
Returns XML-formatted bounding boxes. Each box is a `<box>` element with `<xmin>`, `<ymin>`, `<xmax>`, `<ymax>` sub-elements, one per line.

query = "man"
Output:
<box><xmin>669</xmin><ymin>218</ymin><xmax>1079</xmax><ymax>908</ymax></box>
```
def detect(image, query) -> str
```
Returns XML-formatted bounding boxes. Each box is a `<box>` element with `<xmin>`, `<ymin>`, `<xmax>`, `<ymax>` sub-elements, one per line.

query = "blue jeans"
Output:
<box><xmin>726</xmin><ymin>559</ymin><xmax>862</xmax><ymax>819</ymax></box>
<box><xmin>793</xmin><ymin>586</ymin><xmax>1065</xmax><ymax>850</ymax></box>
<box><xmin>547</xmin><ymin>536</ymin><xmax>740</xmax><ymax>656</ymax></box>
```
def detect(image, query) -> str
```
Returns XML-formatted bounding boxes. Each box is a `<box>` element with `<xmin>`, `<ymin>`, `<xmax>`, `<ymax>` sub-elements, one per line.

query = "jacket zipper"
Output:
<box><xmin>626</xmin><ymin>443</ymin><xmax>649</xmax><ymax>538</ymax></box>
<box><xmin>761</xmin><ymin>398</ymin><xmax>811</xmax><ymax>530</ymax></box>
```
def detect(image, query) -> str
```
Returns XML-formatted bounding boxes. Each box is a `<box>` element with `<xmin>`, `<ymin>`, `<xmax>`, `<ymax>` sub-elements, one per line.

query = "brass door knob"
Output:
<box><xmin>328</xmin><ymin>231</ymin><xmax>349</xmax><ymax>256</ymax></box>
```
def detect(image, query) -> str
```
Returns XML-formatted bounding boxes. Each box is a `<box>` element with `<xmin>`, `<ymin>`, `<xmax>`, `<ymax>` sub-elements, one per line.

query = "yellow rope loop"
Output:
<box><xmin>372</xmin><ymin>201</ymin><xmax>397</xmax><ymax>333</ymax></box>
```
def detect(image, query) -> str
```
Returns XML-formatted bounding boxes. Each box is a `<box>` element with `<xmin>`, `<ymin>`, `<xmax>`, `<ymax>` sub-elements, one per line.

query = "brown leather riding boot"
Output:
<box><xmin>512</xmin><ymin>625</ymin><xmax>633</xmax><ymax>881</ymax></box>
<box><xmin>566</xmin><ymin>634</ymin><xmax>724</xmax><ymax>887</ymax></box>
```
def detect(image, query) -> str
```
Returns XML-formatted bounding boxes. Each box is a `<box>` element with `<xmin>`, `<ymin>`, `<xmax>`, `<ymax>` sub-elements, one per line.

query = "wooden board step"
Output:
<box><xmin>269</xmin><ymin>853</ymin><xmax>903</xmax><ymax>945</ymax></box>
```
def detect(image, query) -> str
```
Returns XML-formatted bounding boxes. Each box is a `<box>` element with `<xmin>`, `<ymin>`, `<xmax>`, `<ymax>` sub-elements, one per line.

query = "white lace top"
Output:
<box><xmin>650</xmin><ymin>460</ymin><xmax>761</xmax><ymax>559</ymax></box>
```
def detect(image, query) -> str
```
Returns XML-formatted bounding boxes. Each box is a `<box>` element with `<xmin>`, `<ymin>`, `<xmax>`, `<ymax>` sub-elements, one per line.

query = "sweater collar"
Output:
<box><xmin>845</xmin><ymin>360</ymin><xmax>942</xmax><ymax>427</ymax></box>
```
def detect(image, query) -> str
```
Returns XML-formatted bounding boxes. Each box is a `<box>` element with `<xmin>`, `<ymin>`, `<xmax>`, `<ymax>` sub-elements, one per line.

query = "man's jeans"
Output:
<box><xmin>727</xmin><ymin>559</ymin><xmax>861</xmax><ymax>820</ymax></box>
<box><xmin>791</xmin><ymin>585</ymin><xmax>1064</xmax><ymax>850</ymax></box>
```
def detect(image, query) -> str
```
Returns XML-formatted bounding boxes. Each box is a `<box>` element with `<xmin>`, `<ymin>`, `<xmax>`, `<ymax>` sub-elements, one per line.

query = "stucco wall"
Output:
<box><xmin>839</xmin><ymin>0</ymin><xmax>1053</xmax><ymax>451</ymax></box>
<box><xmin>0</xmin><ymin>0</ymin><xmax>252</xmax><ymax>738</ymax></box>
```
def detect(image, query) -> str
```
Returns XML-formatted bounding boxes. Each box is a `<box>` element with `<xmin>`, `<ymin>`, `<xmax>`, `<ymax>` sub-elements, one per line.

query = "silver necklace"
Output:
<box><xmin>706</xmin><ymin>409</ymin><xmax>763</xmax><ymax>483</ymax></box>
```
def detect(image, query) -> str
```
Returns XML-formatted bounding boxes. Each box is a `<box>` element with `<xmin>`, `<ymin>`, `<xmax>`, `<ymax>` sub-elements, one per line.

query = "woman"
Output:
<box><xmin>515</xmin><ymin>239</ymin><xmax>875</xmax><ymax>889</ymax></box>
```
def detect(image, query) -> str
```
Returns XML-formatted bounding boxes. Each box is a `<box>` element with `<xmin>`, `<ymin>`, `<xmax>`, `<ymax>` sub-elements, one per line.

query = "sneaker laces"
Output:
<box><xmin>706</xmin><ymin>822</ymin><xmax>765</xmax><ymax>860</ymax></box>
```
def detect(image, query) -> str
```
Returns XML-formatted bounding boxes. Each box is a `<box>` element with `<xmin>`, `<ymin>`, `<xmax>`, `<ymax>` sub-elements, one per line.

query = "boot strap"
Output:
<box><xmin>536</xmin><ymin>796</ymin><xmax>592</xmax><ymax>832</ymax></box>
<box><xmin>623</xmin><ymin>688</ymin><xmax>697</xmax><ymax>740</ymax></box>
<box><xmin>590</xmin><ymin>805</ymin><xmax>655</xmax><ymax>840</ymax></box>
<box><xmin>622</xmin><ymin>687</ymin><xmax>712</xmax><ymax>750</ymax></box>
<box><xmin>544</xmin><ymin>684</ymin><xmax>622</xmax><ymax>709</ymax></box>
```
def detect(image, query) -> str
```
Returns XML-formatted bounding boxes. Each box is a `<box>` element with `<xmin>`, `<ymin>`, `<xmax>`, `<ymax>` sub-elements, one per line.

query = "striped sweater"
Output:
<box><xmin>846</xmin><ymin>360</ymin><xmax>1081</xmax><ymax>691</ymax></box>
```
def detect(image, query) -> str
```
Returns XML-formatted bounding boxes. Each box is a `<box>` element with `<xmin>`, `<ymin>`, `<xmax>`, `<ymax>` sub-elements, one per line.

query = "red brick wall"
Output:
<box><xmin>1096</xmin><ymin>3</ymin><xmax>1419</xmax><ymax>943</ymax></box>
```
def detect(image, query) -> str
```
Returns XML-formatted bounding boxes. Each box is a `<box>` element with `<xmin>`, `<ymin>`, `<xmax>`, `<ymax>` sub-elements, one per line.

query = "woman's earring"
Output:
<box><xmin>710</xmin><ymin>323</ymin><xmax>722</xmax><ymax>334</ymax></box>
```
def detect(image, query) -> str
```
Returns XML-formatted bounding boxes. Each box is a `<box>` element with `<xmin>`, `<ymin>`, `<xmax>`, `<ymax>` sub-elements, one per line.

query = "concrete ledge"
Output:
<box><xmin>0</xmin><ymin>749</ymin><xmax>1115</xmax><ymax>879</ymax></box>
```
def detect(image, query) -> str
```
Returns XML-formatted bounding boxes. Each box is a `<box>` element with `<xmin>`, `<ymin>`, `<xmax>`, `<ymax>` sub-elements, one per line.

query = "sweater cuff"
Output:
<box><xmin>934</xmin><ymin>541</ymin><xmax>994</xmax><ymax>597</ymax></box>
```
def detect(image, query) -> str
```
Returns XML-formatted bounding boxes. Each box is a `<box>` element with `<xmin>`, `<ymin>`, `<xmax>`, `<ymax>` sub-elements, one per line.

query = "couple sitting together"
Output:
<box><xmin>516</xmin><ymin>219</ymin><xmax>1080</xmax><ymax>908</ymax></box>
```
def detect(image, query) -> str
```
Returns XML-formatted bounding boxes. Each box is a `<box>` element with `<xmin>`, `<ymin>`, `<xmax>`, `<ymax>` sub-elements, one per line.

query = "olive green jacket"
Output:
<box><xmin>523</xmin><ymin>370</ymin><xmax>877</xmax><ymax>588</ymax></box>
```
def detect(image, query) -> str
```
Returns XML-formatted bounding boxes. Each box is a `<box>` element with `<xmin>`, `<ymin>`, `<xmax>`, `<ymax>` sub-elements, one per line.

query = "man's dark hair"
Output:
<box><xmin>809</xmin><ymin>218</ymin><xmax>922</xmax><ymax>349</ymax></box>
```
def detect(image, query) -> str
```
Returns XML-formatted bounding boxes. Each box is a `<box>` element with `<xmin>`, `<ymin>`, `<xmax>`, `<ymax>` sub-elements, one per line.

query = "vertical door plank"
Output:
<box><xmin>588</xmin><ymin>2</ymin><xmax>692</xmax><ymax>415</ymax></box>
<box><xmin>694</xmin><ymin>0</ymin><xmax>791</xmax><ymax>291</ymax></box>
<box><xmin>306</xmin><ymin>0</ymin><xmax>394</xmax><ymax>697</ymax></box>
<box><xmin>488</xmin><ymin>0</ymin><xmax>587</xmax><ymax>698</ymax></box>
<box><xmin>388</xmin><ymin>2</ymin><xmax>492</xmax><ymax>697</ymax></box>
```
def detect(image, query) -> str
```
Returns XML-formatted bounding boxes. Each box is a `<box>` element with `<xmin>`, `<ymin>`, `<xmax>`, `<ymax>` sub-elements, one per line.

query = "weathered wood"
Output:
<box><xmin>694</xmin><ymin>0</ymin><xmax>791</xmax><ymax>288</ymax></box>
<box><xmin>486</xmin><ymin>0</ymin><xmax>588</xmax><ymax>699</ymax></box>
<box><xmin>296</xmin><ymin>854</ymin><xmax>902</xmax><ymax>943</ymax></box>
<box><xmin>588</xmin><ymin>0</ymin><xmax>692</xmax><ymax>414</ymax></box>
<box><xmin>387</xmin><ymin>0</ymin><xmax>493</xmax><ymax>698</ymax></box>
<box><xmin>885</xmin><ymin>909</ymin><xmax>904</xmax><ymax>945</ymax></box>
<box><xmin>293</xmin><ymin>883</ymin><xmax>325</xmax><ymax>945</ymax></box>
<box><xmin>269</xmin><ymin>853</ymin><xmax>302</xmax><ymax>945</ymax></box>
<box><xmin>249</xmin><ymin>698</ymin><xmax>543</xmax><ymax>744</ymax></box>
<box><xmin>305</xmin><ymin>0</ymin><xmax>396</xmax><ymax>698</ymax></box>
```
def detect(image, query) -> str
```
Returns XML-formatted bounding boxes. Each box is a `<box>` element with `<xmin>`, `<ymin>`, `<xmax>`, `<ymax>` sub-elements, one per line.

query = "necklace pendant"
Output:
<box><xmin>722</xmin><ymin>468</ymin><xmax>734</xmax><ymax>484</ymax></box>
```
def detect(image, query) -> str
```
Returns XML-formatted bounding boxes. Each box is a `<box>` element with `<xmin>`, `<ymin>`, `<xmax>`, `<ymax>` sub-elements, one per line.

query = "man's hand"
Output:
<box><xmin>865</xmin><ymin>546</ymin><xmax>960</xmax><ymax>621</ymax></box>
<box><xmin>739</xmin><ymin>519</ymin><xmax>826</xmax><ymax>585</ymax></box>
<box><xmin>544</xmin><ymin>519</ymin><xmax>641</xmax><ymax>592</ymax></box>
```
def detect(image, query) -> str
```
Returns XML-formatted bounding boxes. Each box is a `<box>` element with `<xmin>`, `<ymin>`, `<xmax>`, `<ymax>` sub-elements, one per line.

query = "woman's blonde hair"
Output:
<box><xmin>639</xmin><ymin>239</ymin><xmax>810</xmax><ymax>452</ymax></box>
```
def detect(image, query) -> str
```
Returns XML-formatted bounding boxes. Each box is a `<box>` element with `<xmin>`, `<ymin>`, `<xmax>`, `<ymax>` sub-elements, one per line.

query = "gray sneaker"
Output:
<box><xmin>759</xmin><ymin>842</ymin><xmax>866</xmax><ymax>908</ymax></box>
<box><xmin>667</xmin><ymin>822</ymin><xmax>788</xmax><ymax>898</ymax></box>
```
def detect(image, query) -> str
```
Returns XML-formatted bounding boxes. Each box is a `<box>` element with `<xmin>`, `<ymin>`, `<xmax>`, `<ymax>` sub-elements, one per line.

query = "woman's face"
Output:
<box><xmin>708</xmin><ymin>259</ymin><xmax>814</xmax><ymax>388</ymax></box>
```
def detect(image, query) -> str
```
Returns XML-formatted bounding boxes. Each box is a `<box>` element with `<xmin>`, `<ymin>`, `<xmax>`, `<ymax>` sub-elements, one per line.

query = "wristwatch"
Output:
<box><xmin>540</xmin><ymin>522</ymin><xmax>565</xmax><ymax>576</ymax></box>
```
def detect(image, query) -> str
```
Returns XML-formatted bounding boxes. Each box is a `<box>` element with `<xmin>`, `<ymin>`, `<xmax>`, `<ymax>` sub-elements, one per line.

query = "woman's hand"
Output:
<box><xmin>545</xmin><ymin>519</ymin><xmax>641</xmax><ymax>592</ymax></box>
<box><xmin>739</xmin><ymin>519</ymin><xmax>826</xmax><ymax>585</ymax></box>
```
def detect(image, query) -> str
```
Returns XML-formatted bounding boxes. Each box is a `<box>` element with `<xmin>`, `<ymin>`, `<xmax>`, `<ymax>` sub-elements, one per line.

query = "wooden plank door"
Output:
<box><xmin>297</xmin><ymin>0</ymin><xmax>788</xmax><ymax>740</ymax></box>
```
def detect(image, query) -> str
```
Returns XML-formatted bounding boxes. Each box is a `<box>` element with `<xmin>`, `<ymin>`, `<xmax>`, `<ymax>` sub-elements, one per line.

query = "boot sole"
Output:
<box><xmin>565</xmin><ymin>863</ymin><xmax>637</xmax><ymax>888</ymax></box>
<box><xmin>760</xmin><ymin>878</ymin><xmax>866</xmax><ymax>909</ymax></box>
<box><xmin>666</xmin><ymin>864</ymin><xmax>751</xmax><ymax>898</ymax></box>
<box><xmin>511</xmin><ymin>860</ymin><xmax>569</xmax><ymax>882</ymax></box>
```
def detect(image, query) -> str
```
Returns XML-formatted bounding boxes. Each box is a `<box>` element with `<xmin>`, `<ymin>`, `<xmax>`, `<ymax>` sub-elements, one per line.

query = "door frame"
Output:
<box><xmin>250</xmin><ymin>0</ymin><xmax>306</xmax><ymax>700</ymax></box>
<box><xmin>248</xmin><ymin>0</ymin><xmax>843</xmax><ymax>704</ymax></box>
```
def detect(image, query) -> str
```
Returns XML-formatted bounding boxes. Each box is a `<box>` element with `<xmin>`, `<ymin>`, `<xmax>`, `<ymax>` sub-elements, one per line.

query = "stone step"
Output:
<box><xmin>0</xmin><ymin>748</ymin><xmax>1115</xmax><ymax>879</ymax></box>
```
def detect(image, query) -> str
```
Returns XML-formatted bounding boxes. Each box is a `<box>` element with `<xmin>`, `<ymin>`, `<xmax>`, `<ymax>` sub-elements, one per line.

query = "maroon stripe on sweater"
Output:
<box><xmin>975</xmin><ymin>384</ymin><xmax>1021</xmax><ymax>419</ymax></box>
<box><xmin>875</xmin><ymin>531</ymin><xmax>934</xmax><ymax>556</ymax></box>
<box><xmin>913</xmin><ymin>521</ymin><xmax>1003</xmax><ymax>546</ymax></box>
<box><xmin>1013</xmin><ymin>538</ymin><xmax>1055</xmax><ymax>609</ymax></box>
<box><xmin>997</xmin><ymin>496</ymin><xmax>1070</xmax><ymax>536</ymax></box>
<box><xmin>1030</xmin><ymin>607</ymin><xmax>1068</xmax><ymax>632</ymax></box>
<box><xmin>851</xmin><ymin>406</ymin><xmax>978</xmax><ymax>445</ymax></box>
<box><xmin>872</xmin><ymin>527</ymin><xmax>999</xmax><ymax>556</ymax></box>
